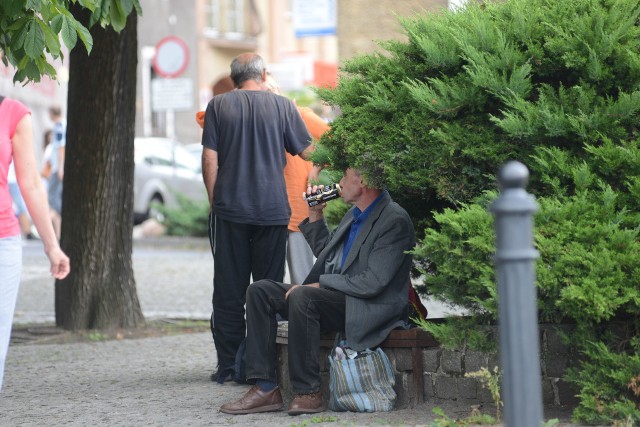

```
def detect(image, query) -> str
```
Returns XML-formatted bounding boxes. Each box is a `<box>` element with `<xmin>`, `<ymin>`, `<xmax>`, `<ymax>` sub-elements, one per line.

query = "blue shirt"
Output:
<box><xmin>341</xmin><ymin>191</ymin><xmax>386</xmax><ymax>269</ymax></box>
<box><xmin>50</xmin><ymin>120</ymin><xmax>66</xmax><ymax>173</ymax></box>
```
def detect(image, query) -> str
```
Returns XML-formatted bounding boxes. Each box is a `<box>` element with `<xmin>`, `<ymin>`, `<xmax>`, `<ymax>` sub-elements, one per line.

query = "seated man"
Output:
<box><xmin>219</xmin><ymin>167</ymin><xmax>416</xmax><ymax>416</ymax></box>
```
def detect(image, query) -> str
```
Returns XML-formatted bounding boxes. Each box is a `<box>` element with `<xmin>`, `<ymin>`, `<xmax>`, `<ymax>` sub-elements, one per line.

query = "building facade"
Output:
<box><xmin>337</xmin><ymin>0</ymin><xmax>449</xmax><ymax>61</ymax></box>
<box><xmin>136</xmin><ymin>0</ymin><xmax>339</xmax><ymax>144</ymax></box>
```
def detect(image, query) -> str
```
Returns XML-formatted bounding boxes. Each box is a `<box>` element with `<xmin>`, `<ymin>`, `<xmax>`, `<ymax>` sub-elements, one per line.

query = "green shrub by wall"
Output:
<box><xmin>316</xmin><ymin>0</ymin><xmax>640</xmax><ymax>423</ymax></box>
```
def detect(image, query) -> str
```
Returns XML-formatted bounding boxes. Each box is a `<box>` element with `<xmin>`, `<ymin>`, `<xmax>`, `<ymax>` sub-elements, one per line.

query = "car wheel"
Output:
<box><xmin>147</xmin><ymin>194</ymin><xmax>165</xmax><ymax>222</ymax></box>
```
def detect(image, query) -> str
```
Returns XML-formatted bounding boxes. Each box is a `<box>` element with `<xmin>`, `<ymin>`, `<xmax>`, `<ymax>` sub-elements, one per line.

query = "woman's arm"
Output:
<box><xmin>12</xmin><ymin>114</ymin><xmax>70</xmax><ymax>279</ymax></box>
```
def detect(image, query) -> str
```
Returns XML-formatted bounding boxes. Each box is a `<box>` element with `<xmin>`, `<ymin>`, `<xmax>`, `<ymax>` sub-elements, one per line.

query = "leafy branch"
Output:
<box><xmin>0</xmin><ymin>0</ymin><xmax>141</xmax><ymax>83</ymax></box>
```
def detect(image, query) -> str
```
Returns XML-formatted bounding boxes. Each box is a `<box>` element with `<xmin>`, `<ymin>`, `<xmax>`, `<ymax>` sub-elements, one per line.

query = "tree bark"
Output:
<box><xmin>55</xmin><ymin>8</ymin><xmax>144</xmax><ymax>329</ymax></box>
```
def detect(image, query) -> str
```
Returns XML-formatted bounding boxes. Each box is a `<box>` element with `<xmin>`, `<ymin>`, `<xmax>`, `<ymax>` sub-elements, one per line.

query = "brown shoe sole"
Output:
<box><xmin>220</xmin><ymin>403</ymin><xmax>284</xmax><ymax>415</ymax></box>
<box><xmin>287</xmin><ymin>405</ymin><xmax>326</xmax><ymax>416</ymax></box>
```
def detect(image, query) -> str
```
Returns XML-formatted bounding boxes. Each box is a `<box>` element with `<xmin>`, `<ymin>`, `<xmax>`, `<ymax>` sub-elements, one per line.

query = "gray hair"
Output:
<box><xmin>230</xmin><ymin>54</ymin><xmax>265</xmax><ymax>87</ymax></box>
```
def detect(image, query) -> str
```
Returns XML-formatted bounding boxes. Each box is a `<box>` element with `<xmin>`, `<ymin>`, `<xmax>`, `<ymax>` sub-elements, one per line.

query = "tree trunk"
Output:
<box><xmin>55</xmin><ymin>8</ymin><xmax>144</xmax><ymax>329</ymax></box>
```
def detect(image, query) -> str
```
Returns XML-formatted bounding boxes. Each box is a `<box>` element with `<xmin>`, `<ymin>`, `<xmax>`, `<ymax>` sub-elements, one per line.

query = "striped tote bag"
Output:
<box><xmin>328</xmin><ymin>339</ymin><xmax>396</xmax><ymax>412</ymax></box>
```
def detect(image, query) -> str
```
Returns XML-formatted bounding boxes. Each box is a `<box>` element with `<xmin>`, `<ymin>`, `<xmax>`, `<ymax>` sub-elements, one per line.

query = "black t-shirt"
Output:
<box><xmin>201</xmin><ymin>90</ymin><xmax>311</xmax><ymax>225</ymax></box>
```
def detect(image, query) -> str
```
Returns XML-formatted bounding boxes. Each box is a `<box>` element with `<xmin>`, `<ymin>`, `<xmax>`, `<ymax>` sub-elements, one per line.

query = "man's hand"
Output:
<box><xmin>303</xmin><ymin>184</ymin><xmax>326</xmax><ymax>223</ymax></box>
<box><xmin>285</xmin><ymin>283</ymin><xmax>320</xmax><ymax>300</ymax></box>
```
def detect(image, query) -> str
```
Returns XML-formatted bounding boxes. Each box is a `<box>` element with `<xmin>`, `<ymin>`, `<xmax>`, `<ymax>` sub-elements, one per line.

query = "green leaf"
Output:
<box><xmin>60</xmin><ymin>15</ymin><xmax>78</xmax><ymax>50</ymax></box>
<box><xmin>14</xmin><ymin>58</ymin><xmax>41</xmax><ymax>84</ymax></box>
<box><xmin>50</xmin><ymin>14</ymin><xmax>63</xmax><ymax>33</ymax></box>
<box><xmin>17</xmin><ymin>54</ymin><xmax>30</xmax><ymax>69</ymax></box>
<box><xmin>76</xmin><ymin>0</ymin><xmax>97</xmax><ymax>12</ymax></box>
<box><xmin>38</xmin><ymin>19</ymin><xmax>61</xmax><ymax>56</ymax></box>
<box><xmin>9</xmin><ymin>22</ymin><xmax>29</xmax><ymax>51</ymax></box>
<box><xmin>69</xmin><ymin>16</ymin><xmax>93</xmax><ymax>53</ymax></box>
<box><xmin>119</xmin><ymin>0</ymin><xmax>133</xmax><ymax>15</ymax></box>
<box><xmin>24</xmin><ymin>20</ymin><xmax>45</xmax><ymax>59</ymax></box>
<box><xmin>132</xmin><ymin>0</ymin><xmax>142</xmax><ymax>16</ymax></box>
<box><xmin>7</xmin><ymin>16</ymin><xmax>30</xmax><ymax>31</ymax></box>
<box><xmin>0</xmin><ymin>0</ymin><xmax>28</xmax><ymax>18</ymax></box>
<box><xmin>88</xmin><ymin>2</ymin><xmax>103</xmax><ymax>28</ymax></box>
<box><xmin>108</xmin><ymin>0</ymin><xmax>126</xmax><ymax>32</ymax></box>
<box><xmin>35</xmin><ymin>56</ymin><xmax>56</xmax><ymax>77</ymax></box>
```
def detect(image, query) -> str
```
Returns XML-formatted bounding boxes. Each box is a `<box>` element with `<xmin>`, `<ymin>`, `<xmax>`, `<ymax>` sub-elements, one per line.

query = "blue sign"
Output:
<box><xmin>293</xmin><ymin>0</ymin><xmax>337</xmax><ymax>38</ymax></box>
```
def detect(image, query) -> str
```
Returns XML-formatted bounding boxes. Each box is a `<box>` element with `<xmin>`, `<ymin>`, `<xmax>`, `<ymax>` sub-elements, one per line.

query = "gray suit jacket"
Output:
<box><xmin>299</xmin><ymin>191</ymin><xmax>416</xmax><ymax>351</ymax></box>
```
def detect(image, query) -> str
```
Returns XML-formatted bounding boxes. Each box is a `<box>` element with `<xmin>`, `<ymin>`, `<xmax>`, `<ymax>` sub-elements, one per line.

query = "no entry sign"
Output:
<box><xmin>152</xmin><ymin>36</ymin><xmax>189</xmax><ymax>78</ymax></box>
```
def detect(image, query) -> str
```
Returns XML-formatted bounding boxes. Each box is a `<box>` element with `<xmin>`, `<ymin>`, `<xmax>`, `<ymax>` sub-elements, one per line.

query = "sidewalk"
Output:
<box><xmin>14</xmin><ymin>237</ymin><xmax>214</xmax><ymax>325</ymax></box>
<box><xmin>2</xmin><ymin>237</ymin><xmax>580</xmax><ymax>426</ymax></box>
<box><xmin>2</xmin><ymin>332</ymin><xmax>490</xmax><ymax>426</ymax></box>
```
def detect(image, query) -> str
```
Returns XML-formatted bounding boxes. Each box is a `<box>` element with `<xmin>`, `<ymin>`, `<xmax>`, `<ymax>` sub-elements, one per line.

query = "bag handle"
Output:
<box><xmin>332</xmin><ymin>332</ymin><xmax>341</xmax><ymax>349</ymax></box>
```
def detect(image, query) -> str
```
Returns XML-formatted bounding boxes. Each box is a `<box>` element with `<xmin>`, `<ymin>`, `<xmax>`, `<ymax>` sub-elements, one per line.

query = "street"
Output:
<box><xmin>15</xmin><ymin>236</ymin><xmax>461</xmax><ymax>326</ymax></box>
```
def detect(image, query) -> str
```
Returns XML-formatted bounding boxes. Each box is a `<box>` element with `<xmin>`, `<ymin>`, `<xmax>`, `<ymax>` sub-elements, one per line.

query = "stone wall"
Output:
<box><xmin>417</xmin><ymin>324</ymin><xmax>580</xmax><ymax>408</ymax></box>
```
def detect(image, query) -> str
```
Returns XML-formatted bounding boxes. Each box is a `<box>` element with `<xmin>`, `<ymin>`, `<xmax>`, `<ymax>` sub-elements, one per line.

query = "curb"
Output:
<box><xmin>132</xmin><ymin>236</ymin><xmax>210</xmax><ymax>250</ymax></box>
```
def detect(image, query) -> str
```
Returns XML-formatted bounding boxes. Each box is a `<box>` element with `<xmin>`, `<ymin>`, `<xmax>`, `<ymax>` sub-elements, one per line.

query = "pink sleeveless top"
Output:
<box><xmin>0</xmin><ymin>97</ymin><xmax>30</xmax><ymax>238</ymax></box>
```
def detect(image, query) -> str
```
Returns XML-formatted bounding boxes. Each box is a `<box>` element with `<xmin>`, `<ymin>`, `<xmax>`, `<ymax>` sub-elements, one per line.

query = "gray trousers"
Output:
<box><xmin>286</xmin><ymin>230</ymin><xmax>315</xmax><ymax>285</ymax></box>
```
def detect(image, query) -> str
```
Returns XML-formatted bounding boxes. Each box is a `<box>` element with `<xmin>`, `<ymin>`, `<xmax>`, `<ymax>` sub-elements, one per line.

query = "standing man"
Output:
<box><xmin>47</xmin><ymin>106</ymin><xmax>65</xmax><ymax>240</ymax></box>
<box><xmin>219</xmin><ymin>168</ymin><xmax>416</xmax><ymax>415</ymax></box>
<box><xmin>201</xmin><ymin>53</ymin><xmax>313</xmax><ymax>383</ymax></box>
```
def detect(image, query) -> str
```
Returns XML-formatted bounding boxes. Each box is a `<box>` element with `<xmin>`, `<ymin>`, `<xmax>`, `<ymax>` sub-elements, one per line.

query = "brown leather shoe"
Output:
<box><xmin>287</xmin><ymin>391</ymin><xmax>326</xmax><ymax>415</ymax></box>
<box><xmin>219</xmin><ymin>385</ymin><xmax>284</xmax><ymax>414</ymax></box>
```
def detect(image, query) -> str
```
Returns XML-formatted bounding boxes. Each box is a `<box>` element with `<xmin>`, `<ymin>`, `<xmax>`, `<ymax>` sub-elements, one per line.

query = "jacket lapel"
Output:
<box><xmin>321</xmin><ymin>212</ymin><xmax>353</xmax><ymax>257</ymax></box>
<box><xmin>340</xmin><ymin>192</ymin><xmax>390</xmax><ymax>272</ymax></box>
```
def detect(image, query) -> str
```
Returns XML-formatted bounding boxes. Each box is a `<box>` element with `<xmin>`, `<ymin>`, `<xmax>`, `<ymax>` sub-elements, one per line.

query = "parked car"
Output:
<box><xmin>133</xmin><ymin>137</ymin><xmax>207</xmax><ymax>223</ymax></box>
<box><xmin>183</xmin><ymin>143</ymin><xmax>203</xmax><ymax>159</ymax></box>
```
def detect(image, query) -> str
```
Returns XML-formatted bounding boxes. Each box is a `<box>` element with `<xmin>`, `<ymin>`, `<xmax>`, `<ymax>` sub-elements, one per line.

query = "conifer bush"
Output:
<box><xmin>315</xmin><ymin>0</ymin><xmax>640</xmax><ymax>423</ymax></box>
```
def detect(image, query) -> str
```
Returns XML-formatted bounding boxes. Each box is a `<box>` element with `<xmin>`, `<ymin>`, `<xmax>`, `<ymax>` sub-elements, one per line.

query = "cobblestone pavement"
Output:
<box><xmin>1</xmin><ymin>237</ymin><xmax>581</xmax><ymax>426</ymax></box>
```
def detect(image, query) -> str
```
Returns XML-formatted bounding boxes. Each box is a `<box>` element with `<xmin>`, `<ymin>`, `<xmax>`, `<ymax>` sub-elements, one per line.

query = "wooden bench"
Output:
<box><xmin>275</xmin><ymin>322</ymin><xmax>440</xmax><ymax>408</ymax></box>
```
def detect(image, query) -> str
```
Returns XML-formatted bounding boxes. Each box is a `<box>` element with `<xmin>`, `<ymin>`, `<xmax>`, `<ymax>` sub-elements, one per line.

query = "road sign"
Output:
<box><xmin>293</xmin><ymin>0</ymin><xmax>337</xmax><ymax>37</ymax></box>
<box><xmin>151</xmin><ymin>78</ymin><xmax>193</xmax><ymax>111</ymax></box>
<box><xmin>152</xmin><ymin>36</ymin><xmax>189</xmax><ymax>78</ymax></box>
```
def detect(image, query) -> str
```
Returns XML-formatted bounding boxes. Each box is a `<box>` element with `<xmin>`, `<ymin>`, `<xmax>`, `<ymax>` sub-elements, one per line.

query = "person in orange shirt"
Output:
<box><xmin>263</xmin><ymin>76</ymin><xmax>329</xmax><ymax>285</ymax></box>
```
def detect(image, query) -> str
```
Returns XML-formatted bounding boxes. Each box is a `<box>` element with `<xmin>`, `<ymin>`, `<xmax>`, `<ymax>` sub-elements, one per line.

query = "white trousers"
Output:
<box><xmin>0</xmin><ymin>235</ymin><xmax>22</xmax><ymax>392</ymax></box>
<box><xmin>286</xmin><ymin>231</ymin><xmax>315</xmax><ymax>285</ymax></box>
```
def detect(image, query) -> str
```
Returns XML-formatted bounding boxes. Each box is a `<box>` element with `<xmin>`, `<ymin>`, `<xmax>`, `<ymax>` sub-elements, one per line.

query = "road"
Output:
<box><xmin>15</xmin><ymin>237</ymin><xmax>213</xmax><ymax>325</ymax></box>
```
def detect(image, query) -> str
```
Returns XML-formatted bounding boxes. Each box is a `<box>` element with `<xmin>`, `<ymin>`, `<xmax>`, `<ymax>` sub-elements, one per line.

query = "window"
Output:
<box><xmin>204</xmin><ymin>0</ymin><xmax>249</xmax><ymax>40</ymax></box>
<box><xmin>204</xmin><ymin>0</ymin><xmax>221</xmax><ymax>35</ymax></box>
<box><xmin>226</xmin><ymin>0</ymin><xmax>244</xmax><ymax>38</ymax></box>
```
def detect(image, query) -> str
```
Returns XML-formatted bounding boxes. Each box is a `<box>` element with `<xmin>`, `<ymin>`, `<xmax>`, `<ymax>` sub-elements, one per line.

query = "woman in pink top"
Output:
<box><xmin>0</xmin><ymin>96</ymin><xmax>70</xmax><ymax>391</ymax></box>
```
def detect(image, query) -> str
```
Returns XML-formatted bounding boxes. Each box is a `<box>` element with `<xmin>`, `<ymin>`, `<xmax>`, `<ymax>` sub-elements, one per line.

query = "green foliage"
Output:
<box><xmin>322</xmin><ymin>198</ymin><xmax>349</xmax><ymax>230</ymax></box>
<box><xmin>0</xmin><ymin>0</ymin><xmax>141</xmax><ymax>83</ymax></box>
<box><xmin>156</xmin><ymin>194</ymin><xmax>209</xmax><ymax>238</ymax></box>
<box><xmin>428</xmin><ymin>406</ymin><xmax>497</xmax><ymax>427</ymax></box>
<box><xmin>567</xmin><ymin>337</ymin><xmax>640</xmax><ymax>425</ymax></box>
<box><xmin>411</xmin><ymin>194</ymin><xmax>497</xmax><ymax>316</ymax></box>
<box><xmin>466</xmin><ymin>367</ymin><xmax>503</xmax><ymax>421</ymax></box>
<box><xmin>85</xmin><ymin>330</ymin><xmax>109</xmax><ymax>341</ymax></box>
<box><xmin>412</xmin><ymin>148</ymin><xmax>640</xmax><ymax>423</ymax></box>
<box><xmin>316</xmin><ymin>0</ymin><xmax>640</xmax><ymax>422</ymax></box>
<box><xmin>413</xmin><ymin>316</ymin><xmax>496</xmax><ymax>353</ymax></box>
<box><xmin>317</xmin><ymin>0</ymin><xmax>640</xmax><ymax>225</ymax></box>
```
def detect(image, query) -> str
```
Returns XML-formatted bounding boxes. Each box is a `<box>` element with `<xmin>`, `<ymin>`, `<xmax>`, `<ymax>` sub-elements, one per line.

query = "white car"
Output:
<box><xmin>183</xmin><ymin>143</ymin><xmax>203</xmax><ymax>158</ymax></box>
<box><xmin>133</xmin><ymin>137</ymin><xmax>207</xmax><ymax>223</ymax></box>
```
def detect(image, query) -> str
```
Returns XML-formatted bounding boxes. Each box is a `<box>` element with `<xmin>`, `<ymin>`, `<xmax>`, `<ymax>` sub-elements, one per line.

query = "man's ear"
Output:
<box><xmin>261</xmin><ymin>69</ymin><xmax>267</xmax><ymax>82</ymax></box>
